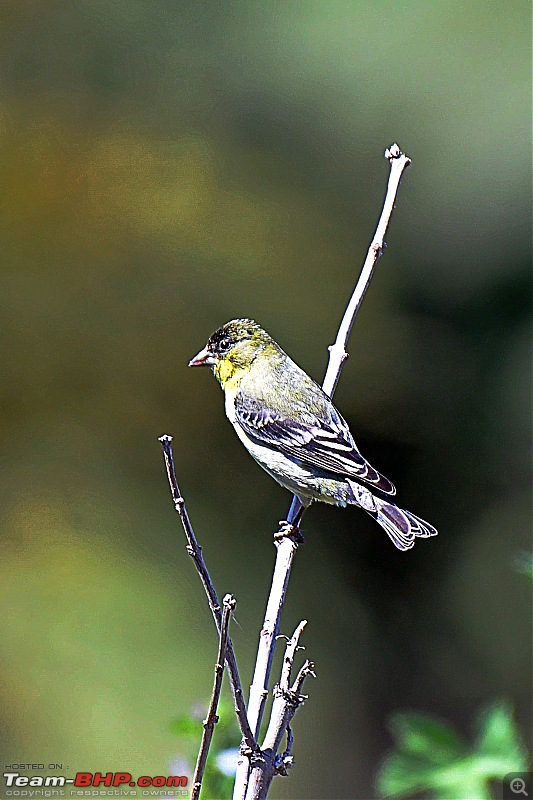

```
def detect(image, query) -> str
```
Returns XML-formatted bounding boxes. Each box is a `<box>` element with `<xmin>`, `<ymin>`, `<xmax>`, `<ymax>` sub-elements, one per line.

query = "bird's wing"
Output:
<box><xmin>234</xmin><ymin>388</ymin><xmax>395</xmax><ymax>495</ymax></box>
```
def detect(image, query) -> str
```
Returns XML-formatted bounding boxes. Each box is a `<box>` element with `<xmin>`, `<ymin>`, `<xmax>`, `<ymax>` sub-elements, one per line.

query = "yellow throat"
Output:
<box><xmin>214</xmin><ymin>357</ymin><xmax>248</xmax><ymax>394</ymax></box>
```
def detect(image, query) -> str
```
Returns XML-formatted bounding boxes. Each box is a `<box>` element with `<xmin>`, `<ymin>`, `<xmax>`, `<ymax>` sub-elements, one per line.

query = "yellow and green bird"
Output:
<box><xmin>189</xmin><ymin>319</ymin><xmax>437</xmax><ymax>551</ymax></box>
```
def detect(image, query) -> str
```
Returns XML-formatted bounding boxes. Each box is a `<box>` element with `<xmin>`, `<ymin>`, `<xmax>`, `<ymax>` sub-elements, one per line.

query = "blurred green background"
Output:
<box><xmin>0</xmin><ymin>1</ymin><xmax>530</xmax><ymax>798</ymax></box>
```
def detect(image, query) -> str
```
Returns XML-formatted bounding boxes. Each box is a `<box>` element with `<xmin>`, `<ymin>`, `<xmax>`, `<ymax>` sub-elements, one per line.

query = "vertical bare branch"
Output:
<box><xmin>191</xmin><ymin>594</ymin><xmax>236</xmax><ymax>800</ymax></box>
<box><xmin>234</xmin><ymin>144</ymin><xmax>412</xmax><ymax>799</ymax></box>
<box><xmin>245</xmin><ymin>536</ymin><xmax>299</xmax><ymax>741</ymax></box>
<box><xmin>245</xmin><ymin>622</ymin><xmax>315</xmax><ymax>800</ymax></box>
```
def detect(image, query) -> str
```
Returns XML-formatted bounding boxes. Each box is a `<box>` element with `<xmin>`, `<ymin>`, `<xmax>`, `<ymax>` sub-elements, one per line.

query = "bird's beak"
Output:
<box><xmin>188</xmin><ymin>345</ymin><xmax>216</xmax><ymax>367</ymax></box>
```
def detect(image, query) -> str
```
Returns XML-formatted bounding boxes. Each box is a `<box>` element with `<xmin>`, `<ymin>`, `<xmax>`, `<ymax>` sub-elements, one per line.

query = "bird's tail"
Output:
<box><xmin>346</xmin><ymin>480</ymin><xmax>437</xmax><ymax>551</ymax></box>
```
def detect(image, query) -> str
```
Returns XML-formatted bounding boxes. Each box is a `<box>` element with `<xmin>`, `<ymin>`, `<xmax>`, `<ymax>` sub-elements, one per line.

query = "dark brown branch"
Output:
<box><xmin>192</xmin><ymin>594</ymin><xmax>235</xmax><ymax>800</ymax></box>
<box><xmin>158</xmin><ymin>435</ymin><xmax>258</xmax><ymax>754</ymax></box>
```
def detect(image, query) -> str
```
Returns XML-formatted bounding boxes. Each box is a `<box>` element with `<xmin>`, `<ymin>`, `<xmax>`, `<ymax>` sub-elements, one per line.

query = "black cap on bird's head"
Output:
<box><xmin>188</xmin><ymin>319</ymin><xmax>275</xmax><ymax>368</ymax></box>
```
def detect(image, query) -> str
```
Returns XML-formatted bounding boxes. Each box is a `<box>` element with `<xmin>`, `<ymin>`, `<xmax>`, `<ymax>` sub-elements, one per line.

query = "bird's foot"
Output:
<box><xmin>275</xmin><ymin>520</ymin><xmax>305</xmax><ymax>544</ymax></box>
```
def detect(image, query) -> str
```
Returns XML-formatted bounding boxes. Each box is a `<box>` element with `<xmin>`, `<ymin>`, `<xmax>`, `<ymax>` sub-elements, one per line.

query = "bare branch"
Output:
<box><xmin>234</xmin><ymin>144</ymin><xmax>412</xmax><ymax>799</ymax></box>
<box><xmin>322</xmin><ymin>143</ymin><xmax>411</xmax><ymax>397</ymax></box>
<box><xmin>280</xmin><ymin>620</ymin><xmax>307</xmax><ymax>692</ymax></box>
<box><xmin>244</xmin><ymin>536</ymin><xmax>298</xmax><ymax>735</ymax></box>
<box><xmin>279</xmin><ymin>725</ymin><xmax>294</xmax><ymax>774</ymax></box>
<box><xmin>245</xmin><ymin>623</ymin><xmax>315</xmax><ymax>800</ymax></box>
<box><xmin>291</xmin><ymin>659</ymin><xmax>316</xmax><ymax>696</ymax></box>
<box><xmin>233</xmin><ymin>538</ymin><xmax>300</xmax><ymax>800</ymax></box>
<box><xmin>192</xmin><ymin>594</ymin><xmax>235</xmax><ymax>800</ymax></box>
<box><xmin>158</xmin><ymin>435</ymin><xmax>258</xmax><ymax>754</ymax></box>
<box><xmin>286</xmin><ymin>142</ymin><xmax>411</xmax><ymax>525</ymax></box>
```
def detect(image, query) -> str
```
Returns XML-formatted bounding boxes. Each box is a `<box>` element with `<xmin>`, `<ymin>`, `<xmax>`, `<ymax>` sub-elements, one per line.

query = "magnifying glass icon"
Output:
<box><xmin>511</xmin><ymin>778</ymin><xmax>528</xmax><ymax>796</ymax></box>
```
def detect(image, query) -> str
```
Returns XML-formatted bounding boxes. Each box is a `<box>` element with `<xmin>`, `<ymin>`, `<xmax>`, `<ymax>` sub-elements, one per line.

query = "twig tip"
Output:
<box><xmin>385</xmin><ymin>142</ymin><xmax>411</xmax><ymax>167</ymax></box>
<box><xmin>223</xmin><ymin>593</ymin><xmax>237</xmax><ymax>611</ymax></box>
<box><xmin>385</xmin><ymin>143</ymin><xmax>401</xmax><ymax>160</ymax></box>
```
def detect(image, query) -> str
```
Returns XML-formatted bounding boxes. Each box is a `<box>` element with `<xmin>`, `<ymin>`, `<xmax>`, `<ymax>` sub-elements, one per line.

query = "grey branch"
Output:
<box><xmin>322</xmin><ymin>142</ymin><xmax>411</xmax><ymax>397</ymax></box>
<box><xmin>245</xmin><ymin>622</ymin><xmax>315</xmax><ymax>800</ymax></box>
<box><xmin>243</xmin><ymin>536</ymin><xmax>298</xmax><ymax>734</ymax></box>
<box><xmin>158</xmin><ymin>435</ymin><xmax>258</xmax><ymax>755</ymax></box>
<box><xmin>233</xmin><ymin>144</ymin><xmax>412</xmax><ymax>799</ymax></box>
<box><xmin>192</xmin><ymin>594</ymin><xmax>235</xmax><ymax>800</ymax></box>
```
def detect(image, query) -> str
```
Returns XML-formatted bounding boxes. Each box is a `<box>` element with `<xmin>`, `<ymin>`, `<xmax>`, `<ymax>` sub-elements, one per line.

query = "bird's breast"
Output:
<box><xmin>224</xmin><ymin>385</ymin><xmax>238</xmax><ymax>423</ymax></box>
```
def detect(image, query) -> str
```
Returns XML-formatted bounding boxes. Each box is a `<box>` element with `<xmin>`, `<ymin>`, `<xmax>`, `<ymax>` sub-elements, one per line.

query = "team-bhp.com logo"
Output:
<box><xmin>3</xmin><ymin>772</ymin><xmax>188</xmax><ymax>795</ymax></box>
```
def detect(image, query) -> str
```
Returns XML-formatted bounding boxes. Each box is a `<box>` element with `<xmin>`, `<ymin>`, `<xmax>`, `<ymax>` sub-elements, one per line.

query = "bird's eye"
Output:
<box><xmin>218</xmin><ymin>336</ymin><xmax>231</xmax><ymax>352</ymax></box>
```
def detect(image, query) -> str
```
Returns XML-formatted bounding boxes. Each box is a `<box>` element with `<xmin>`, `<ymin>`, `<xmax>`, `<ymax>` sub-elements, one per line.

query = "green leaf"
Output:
<box><xmin>475</xmin><ymin>702</ymin><xmax>529</xmax><ymax>773</ymax></box>
<box><xmin>377</xmin><ymin>702</ymin><xmax>530</xmax><ymax>799</ymax></box>
<box><xmin>389</xmin><ymin>712</ymin><xmax>466</xmax><ymax>764</ymax></box>
<box><xmin>377</xmin><ymin>753</ymin><xmax>491</xmax><ymax>799</ymax></box>
<box><xmin>378</xmin><ymin>752</ymin><xmax>444</xmax><ymax>797</ymax></box>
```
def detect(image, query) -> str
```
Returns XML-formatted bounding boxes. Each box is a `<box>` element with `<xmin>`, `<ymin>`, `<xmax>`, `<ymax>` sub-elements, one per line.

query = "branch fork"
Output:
<box><xmin>160</xmin><ymin>144</ymin><xmax>412</xmax><ymax>800</ymax></box>
<box><xmin>158</xmin><ymin>435</ymin><xmax>259</xmax><ymax>757</ymax></box>
<box><xmin>244</xmin><ymin>622</ymin><xmax>314</xmax><ymax>800</ymax></box>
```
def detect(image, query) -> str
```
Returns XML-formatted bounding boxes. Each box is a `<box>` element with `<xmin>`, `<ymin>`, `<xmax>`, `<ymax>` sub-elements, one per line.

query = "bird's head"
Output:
<box><xmin>189</xmin><ymin>319</ymin><xmax>278</xmax><ymax>389</ymax></box>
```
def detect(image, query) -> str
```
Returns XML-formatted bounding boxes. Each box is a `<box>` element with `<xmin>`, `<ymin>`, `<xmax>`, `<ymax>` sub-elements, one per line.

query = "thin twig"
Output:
<box><xmin>323</xmin><ymin>142</ymin><xmax>411</xmax><ymax>397</ymax></box>
<box><xmin>192</xmin><ymin>594</ymin><xmax>235</xmax><ymax>800</ymax></box>
<box><xmin>245</xmin><ymin>623</ymin><xmax>315</xmax><ymax>800</ymax></box>
<box><xmin>287</xmin><ymin>142</ymin><xmax>411</xmax><ymax>523</ymax></box>
<box><xmin>279</xmin><ymin>620</ymin><xmax>307</xmax><ymax>692</ymax></box>
<box><xmin>281</xmin><ymin>725</ymin><xmax>294</xmax><ymax>770</ymax></box>
<box><xmin>158</xmin><ymin>435</ymin><xmax>258</xmax><ymax>754</ymax></box>
<box><xmin>234</xmin><ymin>144</ymin><xmax>412</xmax><ymax>799</ymax></box>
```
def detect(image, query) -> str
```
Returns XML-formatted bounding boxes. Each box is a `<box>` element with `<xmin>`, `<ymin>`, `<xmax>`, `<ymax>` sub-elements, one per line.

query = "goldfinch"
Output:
<box><xmin>189</xmin><ymin>319</ymin><xmax>437</xmax><ymax>551</ymax></box>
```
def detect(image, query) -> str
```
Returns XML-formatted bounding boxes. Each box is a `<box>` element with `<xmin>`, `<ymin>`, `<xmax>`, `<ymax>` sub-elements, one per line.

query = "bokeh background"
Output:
<box><xmin>0</xmin><ymin>2</ymin><xmax>530</xmax><ymax>798</ymax></box>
